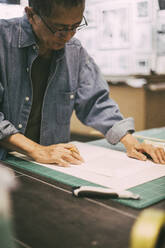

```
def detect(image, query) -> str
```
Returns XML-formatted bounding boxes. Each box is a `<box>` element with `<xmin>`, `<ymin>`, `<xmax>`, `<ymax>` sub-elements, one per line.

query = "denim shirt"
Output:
<box><xmin>0</xmin><ymin>15</ymin><xmax>135</xmax><ymax>159</ymax></box>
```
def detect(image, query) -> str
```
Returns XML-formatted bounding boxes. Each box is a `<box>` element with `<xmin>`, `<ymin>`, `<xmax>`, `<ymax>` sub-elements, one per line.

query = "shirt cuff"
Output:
<box><xmin>105</xmin><ymin>117</ymin><xmax>135</xmax><ymax>145</ymax></box>
<box><xmin>0</xmin><ymin>120</ymin><xmax>19</xmax><ymax>140</ymax></box>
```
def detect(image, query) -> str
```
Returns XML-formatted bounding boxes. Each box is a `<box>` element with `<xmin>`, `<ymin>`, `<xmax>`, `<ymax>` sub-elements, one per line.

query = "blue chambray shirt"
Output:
<box><xmin>0</xmin><ymin>15</ymin><xmax>135</xmax><ymax>159</ymax></box>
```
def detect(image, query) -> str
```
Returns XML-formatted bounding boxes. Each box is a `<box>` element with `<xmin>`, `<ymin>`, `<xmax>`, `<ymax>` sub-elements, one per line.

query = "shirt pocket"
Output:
<box><xmin>55</xmin><ymin>90</ymin><xmax>76</xmax><ymax>125</ymax></box>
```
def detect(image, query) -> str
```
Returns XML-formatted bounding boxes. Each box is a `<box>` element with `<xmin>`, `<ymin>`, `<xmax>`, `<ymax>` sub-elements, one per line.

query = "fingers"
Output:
<box><xmin>146</xmin><ymin>150</ymin><xmax>159</xmax><ymax>164</ymax></box>
<box><xmin>128</xmin><ymin>142</ymin><xmax>165</xmax><ymax>164</ymax></box>
<box><xmin>54</xmin><ymin>158</ymin><xmax>70</xmax><ymax>167</ymax></box>
<box><xmin>72</xmin><ymin>151</ymin><xmax>84</xmax><ymax>163</ymax></box>
<box><xmin>155</xmin><ymin>148</ymin><xmax>165</xmax><ymax>164</ymax></box>
<box><xmin>62</xmin><ymin>148</ymin><xmax>84</xmax><ymax>165</ymax></box>
<box><xmin>127</xmin><ymin>149</ymin><xmax>147</xmax><ymax>161</ymax></box>
<box><xmin>63</xmin><ymin>143</ymin><xmax>80</xmax><ymax>154</ymax></box>
<box><xmin>41</xmin><ymin>143</ymin><xmax>84</xmax><ymax>167</ymax></box>
<box><xmin>62</xmin><ymin>154</ymin><xmax>82</xmax><ymax>165</ymax></box>
<box><xmin>140</xmin><ymin>143</ymin><xmax>165</xmax><ymax>164</ymax></box>
<box><xmin>57</xmin><ymin>143</ymin><xmax>84</xmax><ymax>165</ymax></box>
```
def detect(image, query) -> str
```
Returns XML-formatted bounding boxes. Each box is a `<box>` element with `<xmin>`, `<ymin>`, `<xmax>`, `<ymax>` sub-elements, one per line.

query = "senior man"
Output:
<box><xmin>0</xmin><ymin>0</ymin><xmax>164</xmax><ymax>166</ymax></box>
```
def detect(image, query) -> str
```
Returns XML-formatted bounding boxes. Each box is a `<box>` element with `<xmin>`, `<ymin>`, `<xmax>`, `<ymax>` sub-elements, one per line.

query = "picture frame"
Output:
<box><xmin>0</xmin><ymin>0</ymin><xmax>20</xmax><ymax>4</ymax></box>
<box><xmin>84</xmin><ymin>5</ymin><xmax>97</xmax><ymax>28</ymax></box>
<box><xmin>135</xmin><ymin>55</ymin><xmax>151</xmax><ymax>75</ymax></box>
<box><xmin>0</xmin><ymin>1</ymin><xmax>24</xmax><ymax>18</ymax></box>
<box><xmin>98</xmin><ymin>2</ymin><xmax>131</xmax><ymax>50</ymax></box>
<box><xmin>134</xmin><ymin>0</ymin><xmax>152</xmax><ymax>22</ymax></box>
<box><xmin>157</xmin><ymin>10</ymin><xmax>165</xmax><ymax>56</ymax></box>
<box><xmin>76</xmin><ymin>28</ymin><xmax>98</xmax><ymax>53</ymax></box>
<box><xmin>134</xmin><ymin>23</ymin><xmax>152</xmax><ymax>53</ymax></box>
<box><xmin>94</xmin><ymin>50</ymin><xmax>130</xmax><ymax>76</ymax></box>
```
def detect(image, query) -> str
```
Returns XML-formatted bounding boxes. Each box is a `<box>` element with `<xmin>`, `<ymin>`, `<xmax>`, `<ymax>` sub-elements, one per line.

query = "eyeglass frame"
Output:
<box><xmin>36</xmin><ymin>12</ymin><xmax>88</xmax><ymax>35</ymax></box>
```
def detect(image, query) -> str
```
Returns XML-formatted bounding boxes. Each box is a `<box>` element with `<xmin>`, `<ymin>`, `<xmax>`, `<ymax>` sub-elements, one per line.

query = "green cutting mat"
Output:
<box><xmin>88</xmin><ymin>127</ymin><xmax>165</xmax><ymax>208</ymax></box>
<box><xmin>134</xmin><ymin>127</ymin><xmax>165</xmax><ymax>140</ymax></box>
<box><xmin>4</xmin><ymin>153</ymin><xmax>165</xmax><ymax>209</ymax></box>
<box><xmin>3</xmin><ymin>128</ymin><xmax>165</xmax><ymax>209</ymax></box>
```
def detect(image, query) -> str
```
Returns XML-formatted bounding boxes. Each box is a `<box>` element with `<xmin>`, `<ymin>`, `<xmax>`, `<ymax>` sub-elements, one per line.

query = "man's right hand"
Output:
<box><xmin>30</xmin><ymin>143</ymin><xmax>84</xmax><ymax>167</ymax></box>
<box><xmin>0</xmin><ymin>133</ymin><xmax>84</xmax><ymax>167</ymax></box>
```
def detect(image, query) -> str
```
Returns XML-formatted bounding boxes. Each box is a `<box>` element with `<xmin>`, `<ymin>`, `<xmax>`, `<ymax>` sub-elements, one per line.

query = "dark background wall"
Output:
<box><xmin>159</xmin><ymin>0</ymin><xmax>165</xmax><ymax>9</ymax></box>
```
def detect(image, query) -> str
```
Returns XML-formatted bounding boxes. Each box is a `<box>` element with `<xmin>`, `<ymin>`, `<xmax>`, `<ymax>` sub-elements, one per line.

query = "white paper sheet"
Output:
<box><xmin>10</xmin><ymin>142</ymin><xmax>165</xmax><ymax>190</ymax></box>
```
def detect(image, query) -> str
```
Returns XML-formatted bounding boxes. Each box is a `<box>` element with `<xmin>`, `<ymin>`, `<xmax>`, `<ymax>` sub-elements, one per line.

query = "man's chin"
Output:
<box><xmin>51</xmin><ymin>42</ymin><xmax>65</xmax><ymax>50</ymax></box>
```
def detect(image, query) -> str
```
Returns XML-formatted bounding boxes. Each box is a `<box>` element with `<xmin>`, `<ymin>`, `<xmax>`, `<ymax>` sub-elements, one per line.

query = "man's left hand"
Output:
<box><xmin>120</xmin><ymin>133</ymin><xmax>165</xmax><ymax>164</ymax></box>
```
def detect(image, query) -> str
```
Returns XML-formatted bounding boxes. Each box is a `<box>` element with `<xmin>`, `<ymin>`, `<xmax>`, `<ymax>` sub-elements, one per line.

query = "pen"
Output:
<box><xmin>72</xmin><ymin>186</ymin><xmax>140</xmax><ymax>200</ymax></box>
<box><xmin>69</xmin><ymin>147</ymin><xmax>80</xmax><ymax>154</ymax></box>
<box><xmin>69</xmin><ymin>147</ymin><xmax>76</xmax><ymax>152</ymax></box>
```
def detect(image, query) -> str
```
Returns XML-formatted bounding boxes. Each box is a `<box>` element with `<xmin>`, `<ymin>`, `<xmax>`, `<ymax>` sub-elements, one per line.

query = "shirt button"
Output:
<box><xmin>70</xmin><ymin>94</ymin><xmax>74</xmax><ymax>99</ymax></box>
<box><xmin>25</xmin><ymin>96</ymin><xmax>30</xmax><ymax>102</ymax></box>
<box><xmin>33</xmin><ymin>45</ymin><xmax>36</xmax><ymax>50</ymax></box>
<box><xmin>26</xmin><ymin>67</ymin><xmax>29</xmax><ymax>72</ymax></box>
<box><xmin>18</xmin><ymin>124</ymin><xmax>22</xmax><ymax>129</ymax></box>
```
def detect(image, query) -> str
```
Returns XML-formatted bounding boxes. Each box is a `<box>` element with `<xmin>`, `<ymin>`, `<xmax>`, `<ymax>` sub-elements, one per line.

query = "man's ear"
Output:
<box><xmin>25</xmin><ymin>7</ymin><xmax>34</xmax><ymax>24</ymax></box>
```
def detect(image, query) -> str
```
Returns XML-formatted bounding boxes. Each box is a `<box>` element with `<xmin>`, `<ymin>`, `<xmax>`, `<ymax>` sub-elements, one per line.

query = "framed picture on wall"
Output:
<box><xmin>98</xmin><ymin>2</ymin><xmax>131</xmax><ymax>50</ymax></box>
<box><xmin>113</xmin><ymin>52</ymin><xmax>130</xmax><ymax>75</ymax></box>
<box><xmin>157</xmin><ymin>10</ymin><xmax>165</xmax><ymax>56</ymax></box>
<box><xmin>76</xmin><ymin>27</ymin><xmax>97</xmax><ymax>53</ymax></box>
<box><xmin>93</xmin><ymin>50</ymin><xmax>114</xmax><ymax>76</ymax></box>
<box><xmin>94</xmin><ymin>50</ymin><xmax>131</xmax><ymax>76</ymax></box>
<box><xmin>85</xmin><ymin>5</ymin><xmax>97</xmax><ymax>28</ymax></box>
<box><xmin>0</xmin><ymin>0</ymin><xmax>20</xmax><ymax>3</ymax></box>
<box><xmin>134</xmin><ymin>0</ymin><xmax>152</xmax><ymax>22</ymax></box>
<box><xmin>134</xmin><ymin>23</ymin><xmax>152</xmax><ymax>53</ymax></box>
<box><xmin>0</xmin><ymin>1</ymin><xmax>24</xmax><ymax>19</ymax></box>
<box><xmin>135</xmin><ymin>55</ymin><xmax>151</xmax><ymax>74</ymax></box>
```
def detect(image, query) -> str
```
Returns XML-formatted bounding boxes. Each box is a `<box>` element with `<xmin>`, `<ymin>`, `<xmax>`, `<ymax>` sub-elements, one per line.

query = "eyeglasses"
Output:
<box><xmin>37</xmin><ymin>13</ymin><xmax>88</xmax><ymax>35</ymax></box>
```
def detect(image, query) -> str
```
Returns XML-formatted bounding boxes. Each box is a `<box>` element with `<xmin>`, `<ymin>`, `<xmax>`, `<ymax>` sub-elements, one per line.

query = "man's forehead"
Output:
<box><xmin>49</xmin><ymin>3</ymin><xmax>84</xmax><ymax>23</ymax></box>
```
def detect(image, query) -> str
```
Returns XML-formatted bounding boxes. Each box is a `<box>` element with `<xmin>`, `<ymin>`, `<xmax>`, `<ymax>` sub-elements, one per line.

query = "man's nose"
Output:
<box><xmin>59</xmin><ymin>30</ymin><xmax>75</xmax><ymax>42</ymax></box>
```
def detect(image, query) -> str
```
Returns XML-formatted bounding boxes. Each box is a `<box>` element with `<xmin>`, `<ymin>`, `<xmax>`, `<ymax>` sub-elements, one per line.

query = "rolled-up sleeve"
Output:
<box><xmin>105</xmin><ymin>117</ymin><xmax>135</xmax><ymax>144</ymax></box>
<box><xmin>0</xmin><ymin>82</ymin><xmax>19</xmax><ymax>140</ymax></box>
<box><xmin>0</xmin><ymin>114</ymin><xmax>19</xmax><ymax>140</ymax></box>
<box><xmin>75</xmin><ymin>46</ymin><xmax>135</xmax><ymax>144</ymax></box>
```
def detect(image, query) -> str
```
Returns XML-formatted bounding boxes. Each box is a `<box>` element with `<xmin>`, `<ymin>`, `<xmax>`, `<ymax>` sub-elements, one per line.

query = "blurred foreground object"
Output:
<box><xmin>130</xmin><ymin>208</ymin><xmax>165</xmax><ymax>248</ymax></box>
<box><xmin>0</xmin><ymin>164</ymin><xmax>17</xmax><ymax>248</ymax></box>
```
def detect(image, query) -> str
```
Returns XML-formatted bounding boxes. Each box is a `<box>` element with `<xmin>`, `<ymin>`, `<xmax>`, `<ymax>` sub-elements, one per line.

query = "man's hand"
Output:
<box><xmin>0</xmin><ymin>133</ymin><xmax>84</xmax><ymax>167</ymax></box>
<box><xmin>30</xmin><ymin>143</ymin><xmax>84</xmax><ymax>167</ymax></box>
<box><xmin>120</xmin><ymin>133</ymin><xmax>165</xmax><ymax>164</ymax></box>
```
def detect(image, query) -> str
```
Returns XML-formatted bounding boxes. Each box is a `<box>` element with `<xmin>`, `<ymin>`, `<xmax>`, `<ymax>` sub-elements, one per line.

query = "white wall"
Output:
<box><xmin>76</xmin><ymin>0</ymin><xmax>164</xmax><ymax>77</ymax></box>
<box><xmin>0</xmin><ymin>0</ymin><xmax>28</xmax><ymax>19</ymax></box>
<box><xmin>1</xmin><ymin>0</ymin><xmax>165</xmax><ymax>76</ymax></box>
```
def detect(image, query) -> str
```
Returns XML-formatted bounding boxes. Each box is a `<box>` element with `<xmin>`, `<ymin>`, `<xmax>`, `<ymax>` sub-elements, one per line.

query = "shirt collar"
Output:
<box><xmin>18</xmin><ymin>15</ymin><xmax>65</xmax><ymax>59</ymax></box>
<box><xmin>18</xmin><ymin>14</ymin><xmax>36</xmax><ymax>48</ymax></box>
